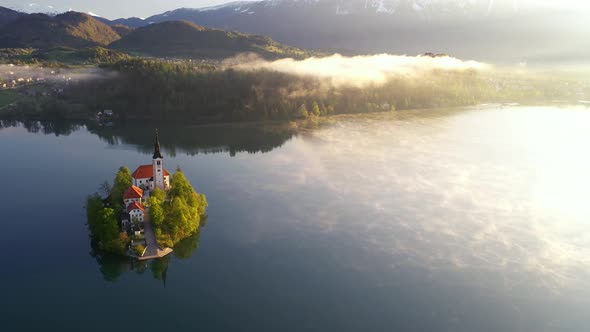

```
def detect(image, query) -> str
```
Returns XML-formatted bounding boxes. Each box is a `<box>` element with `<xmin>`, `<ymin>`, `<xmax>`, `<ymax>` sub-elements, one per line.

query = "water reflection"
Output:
<box><xmin>0</xmin><ymin>118</ymin><xmax>83</xmax><ymax>136</ymax></box>
<box><xmin>0</xmin><ymin>119</ymin><xmax>305</xmax><ymax>156</ymax></box>
<box><xmin>3</xmin><ymin>106</ymin><xmax>590</xmax><ymax>330</ymax></box>
<box><xmin>90</xmin><ymin>229</ymin><xmax>203</xmax><ymax>284</ymax></box>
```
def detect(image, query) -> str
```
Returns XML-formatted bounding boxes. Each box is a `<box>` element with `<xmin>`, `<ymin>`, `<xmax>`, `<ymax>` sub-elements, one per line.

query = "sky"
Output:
<box><xmin>0</xmin><ymin>0</ymin><xmax>588</xmax><ymax>19</ymax></box>
<box><xmin>0</xmin><ymin>0</ymin><xmax>247</xmax><ymax>19</ymax></box>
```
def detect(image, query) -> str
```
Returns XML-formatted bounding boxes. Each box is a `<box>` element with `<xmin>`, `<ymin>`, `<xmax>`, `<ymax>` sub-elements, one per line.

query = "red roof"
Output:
<box><xmin>123</xmin><ymin>185</ymin><xmax>144</xmax><ymax>199</ymax></box>
<box><xmin>132</xmin><ymin>164</ymin><xmax>171</xmax><ymax>179</ymax></box>
<box><xmin>127</xmin><ymin>201</ymin><xmax>145</xmax><ymax>212</ymax></box>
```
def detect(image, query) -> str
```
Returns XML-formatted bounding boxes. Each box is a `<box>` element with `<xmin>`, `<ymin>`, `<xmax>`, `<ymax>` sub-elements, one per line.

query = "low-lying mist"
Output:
<box><xmin>0</xmin><ymin>64</ymin><xmax>112</xmax><ymax>84</ymax></box>
<box><xmin>224</xmin><ymin>53</ymin><xmax>491</xmax><ymax>87</ymax></box>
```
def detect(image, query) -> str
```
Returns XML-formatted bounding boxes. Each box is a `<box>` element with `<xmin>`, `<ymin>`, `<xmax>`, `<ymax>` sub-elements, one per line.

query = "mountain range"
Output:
<box><xmin>2</xmin><ymin>0</ymin><xmax>588</xmax><ymax>64</ymax></box>
<box><xmin>0</xmin><ymin>7</ymin><xmax>309</xmax><ymax>60</ymax></box>
<box><xmin>139</xmin><ymin>0</ymin><xmax>587</xmax><ymax>64</ymax></box>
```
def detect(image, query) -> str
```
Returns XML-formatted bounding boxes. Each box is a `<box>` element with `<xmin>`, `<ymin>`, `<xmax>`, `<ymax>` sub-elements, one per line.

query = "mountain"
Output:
<box><xmin>110</xmin><ymin>20</ymin><xmax>310</xmax><ymax>59</ymax></box>
<box><xmin>110</xmin><ymin>17</ymin><xmax>147</xmax><ymax>28</ymax></box>
<box><xmin>133</xmin><ymin>0</ymin><xmax>588</xmax><ymax>63</ymax></box>
<box><xmin>0</xmin><ymin>6</ymin><xmax>23</xmax><ymax>26</ymax></box>
<box><xmin>96</xmin><ymin>16</ymin><xmax>147</xmax><ymax>28</ymax></box>
<box><xmin>110</xmin><ymin>25</ymin><xmax>134</xmax><ymax>37</ymax></box>
<box><xmin>0</xmin><ymin>11</ymin><xmax>122</xmax><ymax>49</ymax></box>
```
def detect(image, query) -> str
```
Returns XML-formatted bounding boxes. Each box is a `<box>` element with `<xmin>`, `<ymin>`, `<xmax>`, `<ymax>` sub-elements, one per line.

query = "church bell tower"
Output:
<box><xmin>152</xmin><ymin>129</ymin><xmax>165</xmax><ymax>190</ymax></box>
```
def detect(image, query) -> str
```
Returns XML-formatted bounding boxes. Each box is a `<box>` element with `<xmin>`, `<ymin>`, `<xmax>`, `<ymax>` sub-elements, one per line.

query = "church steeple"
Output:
<box><xmin>153</xmin><ymin>129</ymin><xmax>163</xmax><ymax>159</ymax></box>
<box><xmin>152</xmin><ymin>129</ymin><xmax>166</xmax><ymax>190</ymax></box>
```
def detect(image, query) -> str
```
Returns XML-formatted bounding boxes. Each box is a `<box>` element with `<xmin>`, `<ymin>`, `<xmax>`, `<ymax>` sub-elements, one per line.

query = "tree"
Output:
<box><xmin>311</xmin><ymin>101</ymin><xmax>321</xmax><ymax>117</ymax></box>
<box><xmin>152</xmin><ymin>169</ymin><xmax>207</xmax><ymax>247</ymax></box>
<box><xmin>86</xmin><ymin>194</ymin><xmax>129</xmax><ymax>255</ymax></box>
<box><xmin>148</xmin><ymin>196</ymin><xmax>165</xmax><ymax>228</ymax></box>
<box><xmin>151</xmin><ymin>188</ymin><xmax>167</xmax><ymax>202</ymax></box>
<box><xmin>196</xmin><ymin>193</ymin><xmax>208</xmax><ymax>216</ymax></box>
<box><xmin>110</xmin><ymin>166</ymin><xmax>133</xmax><ymax>213</ymax></box>
<box><xmin>297</xmin><ymin>104</ymin><xmax>309</xmax><ymax>118</ymax></box>
<box><xmin>96</xmin><ymin>208</ymin><xmax>119</xmax><ymax>242</ymax></box>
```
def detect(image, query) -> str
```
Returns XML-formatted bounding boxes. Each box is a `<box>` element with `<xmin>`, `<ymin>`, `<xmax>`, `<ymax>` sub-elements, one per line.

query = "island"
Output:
<box><xmin>86</xmin><ymin>129</ymin><xmax>208</xmax><ymax>259</ymax></box>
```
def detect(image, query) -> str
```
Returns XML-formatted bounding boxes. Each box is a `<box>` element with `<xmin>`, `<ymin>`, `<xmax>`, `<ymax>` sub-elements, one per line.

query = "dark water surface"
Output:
<box><xmin>1</xmin><ymin>106</ymin><xmax>589</xmax><ymax>331</ymax></box>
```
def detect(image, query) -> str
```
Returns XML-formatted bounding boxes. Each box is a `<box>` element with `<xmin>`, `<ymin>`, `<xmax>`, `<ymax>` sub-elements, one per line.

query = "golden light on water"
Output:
<box><xmin>262</xmin><ymin>106</ymin><xmax>590</xmax><ymax>294</ymax></box>
<box><xmin>514</xmin><ymin>107</ymin><xmax>590</xmax><ymax>222</ymax></box>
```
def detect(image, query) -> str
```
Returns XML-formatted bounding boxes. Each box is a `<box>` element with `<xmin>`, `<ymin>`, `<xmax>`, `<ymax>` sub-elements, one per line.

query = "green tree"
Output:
<box><xmin>110</xmin><ymin>166</ymin><xmax>133</xmax><ymax>213</ymax></box>
<box><xmin>148</xmin><ymin>196</ymin><xmax>165</xmax><ymax>229</ymax></box>
<box><xmin>86</xmin><ymin>194</ymin><xmax>129</xmax><ymax>255</ymax></box>
<box><xmin>151</xmin><ymin>187</ymin><xmax>167</xmax><ymax>202</ymax></box>
<box><xmin>311</xmin><ymin>101</ymin><xmax>321</xmax><ymax>117</ymax></box>
<box><xmin>153</xmin><ymin>169</ymin><xmax>207</xmax><ymax>247</ymax></box>
<box><xmin>170</xmin><ymin>170</ymin><xmax>195</xmax><ymax>199</ymax></box>
<box><xmin>96</xmin><ymin>208</ymin><xmax>119</xmax><ymax>242</ymax></box>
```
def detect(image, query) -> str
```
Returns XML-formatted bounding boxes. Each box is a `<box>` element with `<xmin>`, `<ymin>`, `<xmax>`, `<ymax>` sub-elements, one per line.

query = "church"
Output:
<box><xmin>131</xmin><ymin>130</ymin><xmax>171</xmax><ymax>191</ymax></box>
<box><xmin>124</xmin><ymin>130</ymin><xmax>171</xmax><ymax>223</ymax></box>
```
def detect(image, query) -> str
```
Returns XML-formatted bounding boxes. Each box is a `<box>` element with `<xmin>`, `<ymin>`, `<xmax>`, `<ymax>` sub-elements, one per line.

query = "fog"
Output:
<box><xmin>0</xmin><ymin>65</ymin><xmax>112</xmax><ymax>84</ymax></box>
<box><xmin>225</xmin><ymin>53</ymin><xmax>490</xmax><ymax>87</ymax></box>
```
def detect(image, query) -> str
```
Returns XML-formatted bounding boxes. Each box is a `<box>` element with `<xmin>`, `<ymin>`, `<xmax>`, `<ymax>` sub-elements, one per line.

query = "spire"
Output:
<box><xmin>153</xmin><ymin>129</ymin><xmax>163</xmax><ymax>159</ymax></box>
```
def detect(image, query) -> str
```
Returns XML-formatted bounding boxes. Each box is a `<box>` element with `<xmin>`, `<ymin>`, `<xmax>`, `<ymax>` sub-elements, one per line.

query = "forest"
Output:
<box><xmin>53</xmin><ymin>58</ymin><xmax>504</xmax><ymax>123</ymax></box>
<box><xmin>6</xmin><ymin>57</ymin><xmax>583</xmax><ymax>123</ymax></box>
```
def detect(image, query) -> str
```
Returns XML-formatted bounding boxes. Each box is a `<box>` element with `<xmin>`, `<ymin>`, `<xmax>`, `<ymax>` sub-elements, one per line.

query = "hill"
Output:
<box><xmin>0</xmin><ymin>6</ymin><xmax>23</xmax><ymax>26</ymax></box>
<box><xmin>110</xmin><ymin>20</ymin><xmax>310</xmax><ymax>59</ymax></box>
<box><xmin>0</xmin><ymin>11</ymin><xmax>121</xmax><ymax>49</ymax></box>
<box><xmin>111</xmin><ymin>25</ymin><xmax>134</xmax><ymax>37</ymax></box>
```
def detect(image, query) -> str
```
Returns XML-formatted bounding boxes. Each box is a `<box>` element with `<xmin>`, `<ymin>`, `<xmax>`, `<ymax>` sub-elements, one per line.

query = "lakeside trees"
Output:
<box><xmin>110</xmin><ymin>166</ymin><xmax>133</xmax><ymax>215</ymax></box>
<box><xmin>86</xmin><ymin>166</ymin><xmax>133</xmax><ymax>255</ymax></box>
<box><xmin>148</xmin><ymin>169</ymin><xmax>208</xmax><ymax>247</ymax></box>
<box><xmin>86</xmin><ymin>194</ymin><xmax>129</xmax><ymax>255</ymax></box>
<box><xmin>6</xmin><ymin>57</ymin><xmax>584</xmax><ymax>123</ymax></box>
<box><xmin>57</xmin><ymin>58</ymin><xmax>507</xmax><ymax>123</ymax></box>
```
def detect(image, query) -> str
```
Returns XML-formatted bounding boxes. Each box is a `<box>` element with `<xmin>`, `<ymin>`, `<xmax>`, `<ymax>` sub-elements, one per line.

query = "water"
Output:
<box><xmin>1</xmin><ymin>106</ymin><xmax>590</xmax><ymax>331</ymax></box>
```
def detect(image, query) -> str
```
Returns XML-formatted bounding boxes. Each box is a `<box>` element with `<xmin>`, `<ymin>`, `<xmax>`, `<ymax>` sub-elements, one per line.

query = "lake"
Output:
<box><xmin>1</xmin><ymin>105</ymin><xmax>589</xmax><ymax>331</ymax></box>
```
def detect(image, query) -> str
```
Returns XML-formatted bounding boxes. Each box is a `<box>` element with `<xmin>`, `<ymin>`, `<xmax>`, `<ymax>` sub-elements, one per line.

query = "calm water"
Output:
<box><xmin>1</xmin><ymin>106</ymin><xmax>590</xmax><ymax>331</ymax></box>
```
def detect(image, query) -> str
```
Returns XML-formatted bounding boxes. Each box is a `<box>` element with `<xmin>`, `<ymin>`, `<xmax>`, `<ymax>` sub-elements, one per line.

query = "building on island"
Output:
<box><xmin>123</xmin><ymin>130</ymin><xmax>171</xmax><ymax>231</ymax></box>
<box><xmin>131</xmin><ymin>131</ymin><xmax>171</xmax><ymax>191</ymax></box>
<box><xmin>123</xmin><ymin>185</ymin><xmax>143</xmax><ymax>207</ymax></box>
<box><xmin>127</xmin><ymin>201</ymin><xmax>145</xmax><ymax>222</ymax></box>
